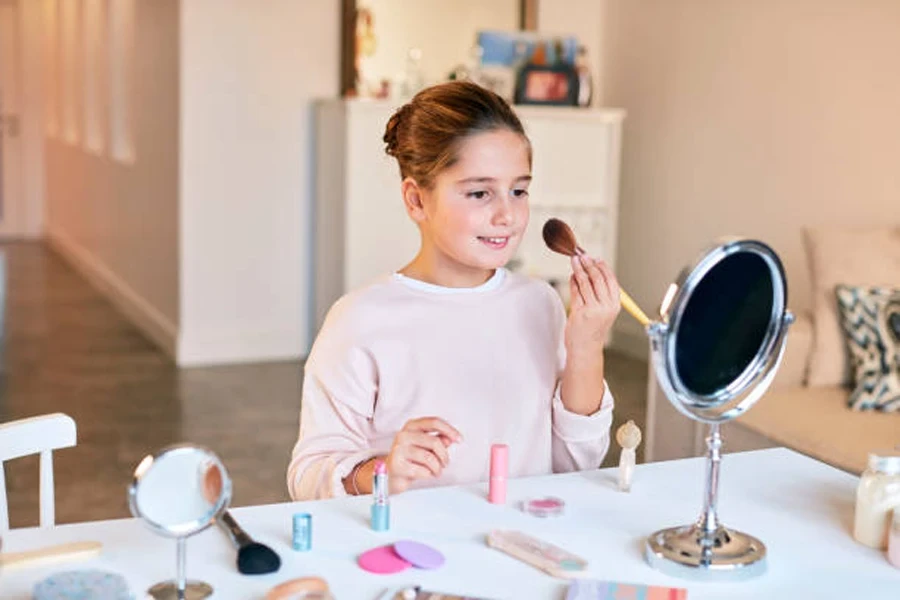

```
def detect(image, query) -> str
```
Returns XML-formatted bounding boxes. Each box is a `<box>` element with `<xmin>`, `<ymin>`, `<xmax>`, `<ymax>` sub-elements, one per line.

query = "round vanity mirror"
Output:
<box><xmin>644</xmin><ymin>238</ymin><xmax>794</xmax><ymax>580</ymax></box>
<box><xmin>129</xmin><ymin>444</ymin><xmax>232</xmax><ymax>600</ymax></box>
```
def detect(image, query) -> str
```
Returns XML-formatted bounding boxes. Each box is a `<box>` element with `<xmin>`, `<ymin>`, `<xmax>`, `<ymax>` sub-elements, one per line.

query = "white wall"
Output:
<box><xmin>178</xmin><ymin>0</ymin><xmax>340</xmax><ymax>365</ymax></box>
<box><xmin>601</xmin><ymin>0</ymin><xmax>900</xmax><ymax>355</ymax></box>
<box><xmin>537</xmin><ymin>0</ymin><xmax>604</xmax><ymax>105</ymax></box>
<box><xmin>359</xmin><ymin>0</ymin><xmax>518</xmax><ymax>90</ymax></box>
<box><xmin>20</xmin><ymin>0</ymin><xmax>45</xmax><ymax>238</ymax></box>
<box><xmin>44</xmin><ymin>0</ymin><xmax>180</xmax><ymax>355</ymax></box>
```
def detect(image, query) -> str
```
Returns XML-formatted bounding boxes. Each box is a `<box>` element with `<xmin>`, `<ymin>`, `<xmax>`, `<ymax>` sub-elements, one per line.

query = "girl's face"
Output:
<box><xmin>409</xmin><ymin>129</ymin><xmax>532</xmax><ymax>284</ymax></box>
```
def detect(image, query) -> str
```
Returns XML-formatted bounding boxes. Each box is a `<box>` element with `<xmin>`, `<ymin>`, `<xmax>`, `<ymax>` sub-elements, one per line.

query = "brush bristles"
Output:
<box><xmin>542</xmin><ymin>218</ymin><xmax>578</xmax><ymax>257</ymax></box>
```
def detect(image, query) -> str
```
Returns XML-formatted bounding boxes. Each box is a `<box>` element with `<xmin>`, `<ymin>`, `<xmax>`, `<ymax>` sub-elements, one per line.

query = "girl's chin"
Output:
<box><xmin>468</xmin><ymin>255</ymin><xmax>514</xmax><ymax>272</ymax></box>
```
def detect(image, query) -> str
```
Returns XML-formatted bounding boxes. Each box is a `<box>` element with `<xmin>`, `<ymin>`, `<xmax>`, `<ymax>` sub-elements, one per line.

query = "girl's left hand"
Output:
<box><xmin>565</xmin><ymin>254</ymin><xmax>621</xmax><ymax>362</ymax></box>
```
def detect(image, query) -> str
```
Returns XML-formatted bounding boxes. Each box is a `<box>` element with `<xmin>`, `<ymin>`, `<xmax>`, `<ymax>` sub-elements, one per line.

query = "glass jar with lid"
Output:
<box><xmin>854</xmin><ymin>451</ymin><xmax>900</xmax><ymax>549</ymax></box>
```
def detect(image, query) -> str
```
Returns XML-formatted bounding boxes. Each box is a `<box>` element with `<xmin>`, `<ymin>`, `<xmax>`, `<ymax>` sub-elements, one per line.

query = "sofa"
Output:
<box><xmin>645</xmin><ymin>227</ymin><xmax>900</xmax><ymax>474</ymax></box>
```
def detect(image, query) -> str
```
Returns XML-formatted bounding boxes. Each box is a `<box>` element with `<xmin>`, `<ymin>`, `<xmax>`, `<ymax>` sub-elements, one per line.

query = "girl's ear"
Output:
<box><xmin>401</xmin><ymin>178</ymin><xmax>427</xmax><ymax>223</ymax></box>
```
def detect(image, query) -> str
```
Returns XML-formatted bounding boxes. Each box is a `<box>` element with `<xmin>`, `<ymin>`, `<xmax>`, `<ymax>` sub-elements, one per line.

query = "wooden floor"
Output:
<box><xmin>0</xmin><ymin>242</ymin><xmax>648</xmax><ymax>528</ymax></box>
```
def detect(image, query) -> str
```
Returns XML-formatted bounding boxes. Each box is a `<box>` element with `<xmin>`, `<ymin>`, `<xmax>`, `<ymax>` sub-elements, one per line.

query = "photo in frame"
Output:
<box><xmin>514</xmin><ymin>64</ymin><xmax>580</xmax><ymax>106</ymax></box>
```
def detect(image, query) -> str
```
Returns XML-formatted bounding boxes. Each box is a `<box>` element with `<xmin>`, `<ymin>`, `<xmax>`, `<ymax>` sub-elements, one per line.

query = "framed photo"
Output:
<box><xmin>514</xmin><ymin>64</ymin><xmax>580</xmax><ymax>106</ymax></box>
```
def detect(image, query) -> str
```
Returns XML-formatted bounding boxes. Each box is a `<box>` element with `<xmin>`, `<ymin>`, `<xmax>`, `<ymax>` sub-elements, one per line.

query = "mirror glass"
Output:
<box><xmin>674</xmin><ymin>250</ymin><xmax>774</xmax><ymax>398</ymax></box>
<box><xmin>132</xmin><ymin>445</ymin><xmax>231</xmax><ymax>536</ymax></box>
<box><xmin>351</xmin><ymin>0</ymin><xmax>523</xmax><ymax>91</ymax></box>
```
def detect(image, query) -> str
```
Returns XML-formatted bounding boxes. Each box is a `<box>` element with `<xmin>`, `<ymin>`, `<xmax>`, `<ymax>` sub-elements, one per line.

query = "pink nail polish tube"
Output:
<box><xmin>489</xmin><ymin>444</ymin><xmax>508</xmax><ymax>504</ymax></box>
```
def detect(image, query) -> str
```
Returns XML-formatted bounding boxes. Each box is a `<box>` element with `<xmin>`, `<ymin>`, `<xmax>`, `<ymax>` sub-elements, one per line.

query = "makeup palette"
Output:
<box><xmin>486</xmin><ymin>530</ymin><xmax>588</xmax><ymax>579</ymax></box>
<box><xmin>358</xmin><ymin>541</ymin><xmax>445</xmax><ymax>575</ymax></box>
<box><xmin>522</xmin><ymin>496</ymin><xmax>565</xmax><ymax>518</ymax></box>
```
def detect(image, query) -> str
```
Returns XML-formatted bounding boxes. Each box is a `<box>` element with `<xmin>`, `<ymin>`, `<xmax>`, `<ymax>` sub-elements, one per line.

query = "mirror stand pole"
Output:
<box><xmin>697</xmin><ymin>423</ymin><xmax>722</xmax><ymax>534</ymax></box>
<box><xmin>645</xmin><ymin>420</ymin><xmax>767</xmax><ymax>580</ymax></box>
<box><xmin>176</xmin><ymin>537</ymin><xmax>187</xmax><ymax>598</ymax></box>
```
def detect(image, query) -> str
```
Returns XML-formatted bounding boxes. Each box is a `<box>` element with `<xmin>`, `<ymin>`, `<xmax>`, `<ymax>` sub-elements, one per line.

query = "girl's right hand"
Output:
<box><xmin>386</xmin><ymin>417</ymin><xmax>462</xmax><ymax>493</ymax></box>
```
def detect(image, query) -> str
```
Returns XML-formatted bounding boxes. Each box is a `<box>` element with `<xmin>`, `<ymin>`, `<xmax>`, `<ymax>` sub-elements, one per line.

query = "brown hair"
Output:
<box><xmin>383</xmin><ymin>81</ymin><xmax>530</xmax><ymax>189</ymax></box>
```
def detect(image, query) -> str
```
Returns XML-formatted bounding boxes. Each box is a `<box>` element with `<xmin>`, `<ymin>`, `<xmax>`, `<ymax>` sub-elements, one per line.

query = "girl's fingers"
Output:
<box><xmin>393</xmin><ymin>461</ymin><xmax>433</xmax><ymax>482</ymax></box>
<box><xmin>569</xmin><ymin>273</ymin><xmax>585</xmax><ymax>311</ymax></box>
<box><xmin>406</xmin><ymin>417</ymin><xmax>462</xmax><ymax>443</ymax></box>
<box><xmin>404</xmin><ymin>446</ymin><xmax>443</xmax><ymax>477</ymax></box>
<box><xmin>405</xmin><ymin>432</ymin><xmax>450</xmax><ymax>467</ymax></box>
<box><xmin>571</xmin><ymin>255</ymin><xmax>593</xmax><ymax>306</ymax></box>
<box><xmin>597</xmin><ymin>259</ymin><xmax>621</xmax><ymax>309</ymax></box>
<box><xmin>583</xmin><ymin>256</ymin><xmax>610</xmax><ymax>305</ymax></box>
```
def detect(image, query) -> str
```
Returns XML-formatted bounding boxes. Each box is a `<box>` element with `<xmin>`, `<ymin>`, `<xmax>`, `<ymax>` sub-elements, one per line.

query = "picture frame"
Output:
<box><xmin>514</xmin><ymin>64</ymin><xmax>580</xmax><ymax>106</ymax></box>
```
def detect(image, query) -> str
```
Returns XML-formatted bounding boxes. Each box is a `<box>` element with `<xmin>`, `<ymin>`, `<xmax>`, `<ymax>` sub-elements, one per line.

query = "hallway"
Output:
<box><xmin>0</xmin><ymin>242</ymin><xmax>302</xmax><ymax>527</ymax></box>
<box><xmin>0</xmin><ymin>242</ymin><xmax>647</xmax><ymax>527</ymax></box>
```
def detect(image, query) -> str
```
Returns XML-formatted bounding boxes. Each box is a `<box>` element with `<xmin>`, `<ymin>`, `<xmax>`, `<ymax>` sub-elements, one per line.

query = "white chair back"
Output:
<box><xmin>0</xmin><ymin>413</ymin><xmax>77</xmax><ymax>530</ymax></box>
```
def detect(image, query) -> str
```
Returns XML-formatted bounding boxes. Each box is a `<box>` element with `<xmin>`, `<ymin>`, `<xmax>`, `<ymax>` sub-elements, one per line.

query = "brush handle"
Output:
<box><xmin>0</xmin><ymin>540</ymin><xmax>102</xmax><ymax>570</ymax></box>
<box><xmin>218</xmin><ymin>510</ymin><xmax>254</xmax><ymax>549</ymax></box>
<box><xmin>574</xmin><ymin>247</ymin><xmax>652</xmax><ymax>327</ymax></box>
<box><xmin>619</xmin><ymin>289</ymin><xmax>651</xmax><ymax>327</ymax></box>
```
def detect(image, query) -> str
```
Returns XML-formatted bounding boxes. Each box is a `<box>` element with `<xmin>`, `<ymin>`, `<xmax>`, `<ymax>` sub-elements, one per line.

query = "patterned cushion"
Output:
<box><xmin>835</xmin><ymin>286</ymin><xmax>900</xmax><ymax>411</ymax></box>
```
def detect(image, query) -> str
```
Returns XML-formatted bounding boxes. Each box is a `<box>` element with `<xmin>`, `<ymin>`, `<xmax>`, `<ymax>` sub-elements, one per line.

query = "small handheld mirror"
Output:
<box><xmin>643</xmin><ymin>238</ymin><xmax>793</xmax><ymax>580</ymax></box>
<box><xmin>129</xmin><ymin>444</ymin><xmax>232</xmax><ymax>599</ymax></box>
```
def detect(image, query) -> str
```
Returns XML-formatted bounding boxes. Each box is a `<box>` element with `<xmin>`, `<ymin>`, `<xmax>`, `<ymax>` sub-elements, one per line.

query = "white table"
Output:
<box><xmin>1</xmin><ymin>448</ymin><xmax>897</xmax><ymax>599</ymax></box>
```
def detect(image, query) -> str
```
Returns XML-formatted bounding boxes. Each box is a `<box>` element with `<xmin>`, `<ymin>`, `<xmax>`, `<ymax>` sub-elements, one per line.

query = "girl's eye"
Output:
<box><xmin>467</xmin><ymin>190</ymin><xmax>489</xmax><ymax>200</ymax></box>
<box><xmin>511</xmin><ymin>188</ymin><xmax>529</xmax><ymax>199</ymax></box>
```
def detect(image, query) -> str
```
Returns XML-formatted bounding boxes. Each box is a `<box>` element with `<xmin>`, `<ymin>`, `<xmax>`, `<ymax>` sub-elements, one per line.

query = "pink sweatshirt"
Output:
<box><xmin>287</xmin><ymin>269</ymin><xmax>614</xmax><ymax>501</ymax></box>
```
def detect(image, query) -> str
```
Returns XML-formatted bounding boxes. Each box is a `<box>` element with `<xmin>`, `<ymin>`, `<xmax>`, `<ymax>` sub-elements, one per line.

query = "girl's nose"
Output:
<box><xmin>492</xmin><ymin>198</ymin><xmax>513</xmax><ymax>226</ymax></box>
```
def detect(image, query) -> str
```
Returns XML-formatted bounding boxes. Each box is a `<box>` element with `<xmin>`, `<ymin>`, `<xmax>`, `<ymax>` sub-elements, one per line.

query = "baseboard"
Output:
<box><xmin>176</xmin><ymin>329</ymin><xmax>304</xmax><ymax>367</ymax></box>
<box><xmin>46</xmin><ymin>228</ymin><xmax>178</xmax><ymax>359</ymax></box>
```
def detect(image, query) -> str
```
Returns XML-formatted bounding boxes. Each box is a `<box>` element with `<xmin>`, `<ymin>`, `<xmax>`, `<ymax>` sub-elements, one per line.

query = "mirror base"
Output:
<box><xmin>147</xmin><ymin>581</ymin><xmax>214</xmax><ymax>600</ymax></box>
<box><xmin>645</xmin><ymin>524</ymin><xmax>766</xmax><ymax>581</ymax></box>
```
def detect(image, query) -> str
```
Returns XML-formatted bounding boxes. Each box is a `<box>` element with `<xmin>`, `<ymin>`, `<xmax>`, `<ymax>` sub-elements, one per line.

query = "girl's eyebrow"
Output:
<box><xmin>456</xmin><ymin>175</ymin><xmax>532</xmax><ymax>184</ymax></box>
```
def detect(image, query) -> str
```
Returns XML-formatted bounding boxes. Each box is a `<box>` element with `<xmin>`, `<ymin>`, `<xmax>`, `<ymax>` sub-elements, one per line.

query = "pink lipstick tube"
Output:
<box><xmin>489</xmin><ymin>444</ymin><xmax>508</xmax><ymax>504</ymax></box>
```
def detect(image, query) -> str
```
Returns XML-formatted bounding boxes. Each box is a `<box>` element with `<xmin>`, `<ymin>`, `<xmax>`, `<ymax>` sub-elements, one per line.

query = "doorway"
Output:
<box><xmin>0</xmin><ymin>0</ymin><xmax>22</xmax><ymax>237</ymax></box>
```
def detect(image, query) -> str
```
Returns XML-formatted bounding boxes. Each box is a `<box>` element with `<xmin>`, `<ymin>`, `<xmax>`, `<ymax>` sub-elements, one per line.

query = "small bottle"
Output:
<box><xmin>575</xmin><ymin>46</ymin><xmax>593</xmax><ymax>107</ymax></box>
<box><xmin>616</xmin><ymin>420</ymin><xmax>642</xmax><ymax>492</ymax></box>
<box><xmin>854</xmin><ymin>451</ymin><xmax>900</xmax><ymax>549</ymax></box>
<box><xmin>371</xmin><ymin>460</ymin><xmax>390</xmax><ymax>531</ymax></box>
<box><xmin>511</xmin><ymin>41</ymin><xmax>529</xmax><ymax>73</ymax></box>
<box><xmin>530</xmin><ymin>42</ymin><xmax>548</xmax><ymax>66</ymax></box>
<box><xmin>397</xmin><ymin>48</ymin><xmax>424</xmax><ymax>99</ymax></box>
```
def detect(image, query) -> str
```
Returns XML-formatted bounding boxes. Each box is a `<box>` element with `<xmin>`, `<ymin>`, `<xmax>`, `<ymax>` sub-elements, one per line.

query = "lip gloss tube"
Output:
<box><xmin>371</xmin><ymin>460</ymin><xmax>390</xmax><ymax>531</ymax></box>
<box><xmin>489</xmin><ymin>444</ymin><xmax>508</xmax><ymax>504</ymax></box>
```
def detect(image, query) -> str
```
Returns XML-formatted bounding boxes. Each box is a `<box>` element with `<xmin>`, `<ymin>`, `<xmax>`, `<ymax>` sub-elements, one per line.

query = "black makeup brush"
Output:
<box><xmin>217</xmin><ymin>510</ymin><xmax>281</xmax><ymax>575</ymax></box>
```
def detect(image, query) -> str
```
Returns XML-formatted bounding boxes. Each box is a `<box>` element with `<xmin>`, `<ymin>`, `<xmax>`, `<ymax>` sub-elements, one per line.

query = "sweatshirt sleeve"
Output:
<box><xmin>287</xmin><ymin>305</ymin><xmax>381</xmax><ymax>501</ymax></box>
<box><xmin>545</xmin><ymin>284</ymin><xmax>615</xmax><ymax>472</ymax></box>
<box><xmin>551</xmin><ymin>381</ymin><xmax>614</xmax><ymax>472</ymax></box>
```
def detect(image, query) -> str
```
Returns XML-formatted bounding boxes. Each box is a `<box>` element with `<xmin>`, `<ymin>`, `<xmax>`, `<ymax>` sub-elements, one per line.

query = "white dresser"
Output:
<box><xmin>313</xmin><ymin>98</ymin><xmax>625</xmax><ymax>331</ymax></box>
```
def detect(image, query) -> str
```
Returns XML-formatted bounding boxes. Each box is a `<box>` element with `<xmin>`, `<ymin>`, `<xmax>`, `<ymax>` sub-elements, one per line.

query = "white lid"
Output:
<box><xmin>868</xmin><ymin>451</ymin><xmax>900</xmax><ymax>475</ymax></box>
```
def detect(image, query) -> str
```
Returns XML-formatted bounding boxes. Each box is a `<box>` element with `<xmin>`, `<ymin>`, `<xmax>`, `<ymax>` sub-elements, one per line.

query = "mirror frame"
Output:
<box><xmin>648</xmin><ymin>238</ymin><xmax>794</xmax><ymax>424</ymax></box>
<box><xmin>128</xmin><ymin>443</ymin><xmax>232</xmax><ymax>539</ymax></box>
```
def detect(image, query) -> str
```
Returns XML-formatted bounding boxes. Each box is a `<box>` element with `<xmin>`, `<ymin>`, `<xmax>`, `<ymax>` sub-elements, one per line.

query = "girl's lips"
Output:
<box><xmin>478</xmin><ymin>236</ymin><xmax>510</xmax><ymax>249</ymax></box>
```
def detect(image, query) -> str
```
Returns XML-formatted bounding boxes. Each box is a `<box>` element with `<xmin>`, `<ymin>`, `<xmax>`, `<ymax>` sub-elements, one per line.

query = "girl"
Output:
<box><xmin>288</xmin><ymin>81</ymin><xmax>620</xmax><ymax>500</ymax></box>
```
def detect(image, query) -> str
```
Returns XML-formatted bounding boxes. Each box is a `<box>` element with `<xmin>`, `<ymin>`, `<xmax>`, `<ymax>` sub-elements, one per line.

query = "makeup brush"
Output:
<box><xmin>218</xmin><ymin>511</ymin><xmax>281</xmax><ymax>575</ymax></box>
<box><xmin>542</xmin><ymin>218</ymin><xmax>651</xmax><ymax>327</ymax></box>
<box><xmin>0</xmin><ymin>541</ymin><xmax>102</xmax><ymax>571</ymax></box>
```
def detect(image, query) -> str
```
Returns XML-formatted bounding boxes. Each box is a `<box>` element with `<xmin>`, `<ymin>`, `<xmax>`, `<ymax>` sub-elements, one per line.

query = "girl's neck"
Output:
<box><xmin>399</xmin><ymin>248</ymin><xmax>495</xmax><ymax>289</ymax></box>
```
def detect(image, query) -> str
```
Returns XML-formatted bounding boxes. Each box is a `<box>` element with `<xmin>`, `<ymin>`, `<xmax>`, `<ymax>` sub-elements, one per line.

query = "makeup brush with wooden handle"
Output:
<box><xmin>0</xmin><ymin>540</ymin><xmax>102</xmax><ymax>571</ymax></box>
<box><xmin>542</xmin><ymin>218</ymin><xmax>651</xmax><ymax>327</ymax></box>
